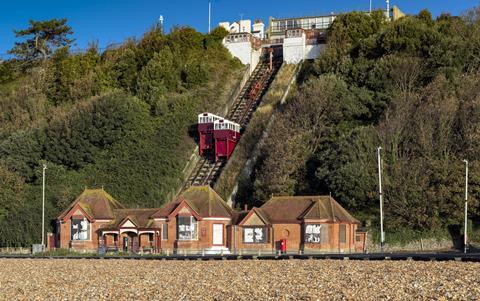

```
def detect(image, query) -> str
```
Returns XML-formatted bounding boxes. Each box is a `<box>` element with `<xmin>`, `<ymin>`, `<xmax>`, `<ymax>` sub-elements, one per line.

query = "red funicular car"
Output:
<box><xmin>213</xmin><ymin>118</ymin><xmax>241</xmax><ymax>161</ymax></box>
<box><xmin>198</xmin><ymin>112</ymin><xmax>222</xmax><ymax>156</ymax></box>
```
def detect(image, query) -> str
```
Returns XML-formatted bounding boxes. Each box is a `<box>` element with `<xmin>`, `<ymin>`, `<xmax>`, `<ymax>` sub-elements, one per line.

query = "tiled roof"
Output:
<box><xmin>238</xmin><ymin>207</ymin><xmax>271</xmax><ymax>225</ymax></box>
<box><xmin>254</xmin><ymin>208</ymin><xmax>271</xmax><ymax>224</ymax></box>
<box><xmin>57</xmin><ymin>188</ymin><xmax>125</xmax><ymax>220</ymax></box>
<box><xmin>108</xmin><ymin>208</ymin><xmax>160</xmax><ymax>229</ymax></box>
<box><xmin>232</xmin><ymin>210</ymin><xmax>249</xmax><ymax>224</ymax></box>
<box><xmin>259</xmin><ymin>196</ymin><xmax>359</xmax><ymax>224</ymax></box>
<box><xmin>152</xmin><ymin>186</ymin><xmax>234</xmax><ymax>219</ymax></box>
<box><xmin>151</xmin><ymin>198</ymin><xmax>182</xmax><ymax>218</ymax></box>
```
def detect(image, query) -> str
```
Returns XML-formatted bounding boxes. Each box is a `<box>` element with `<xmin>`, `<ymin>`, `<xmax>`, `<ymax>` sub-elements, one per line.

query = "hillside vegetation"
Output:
<box><xmin>0</xmin><ymin>22</ymin><xmax>241</xmax><ymax>246</ymax></box>
<box><xmin>246</xmin><ymin>9</ymin><xmax>480</xmax><ymax>242</ymax></box>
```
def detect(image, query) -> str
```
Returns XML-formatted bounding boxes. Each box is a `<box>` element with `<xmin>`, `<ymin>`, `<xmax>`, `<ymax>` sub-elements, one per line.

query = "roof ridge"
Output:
<box><xmin>329</xmin><ymin>196</ymin><xmax>336</xmax><ymax>222</ymax></box>
<box><xmin>316</xmin><ymin>199</ymin><xmax>321</xmax><ymax>218</ymax></box>
<box><xmin>299</xmin><ymin>200</ymin><xmax>316</xmax><ymax>219</ymax></box>
<box><xmin>208</xmin><ymin>186</ymin><xmax>234</xmax><ymax>215</ymax></box>
<box><xmin>116</xmin><ymin>208</ymin><xmax>161</xmax><ymax>211</ymax></box>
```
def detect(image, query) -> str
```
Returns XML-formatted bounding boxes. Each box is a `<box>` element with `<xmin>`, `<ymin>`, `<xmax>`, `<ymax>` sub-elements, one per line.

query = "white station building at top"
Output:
<box><xmin>219</xmin><ymin>6</ymin><xmax>405</xmax><ymax>70</ymax></box>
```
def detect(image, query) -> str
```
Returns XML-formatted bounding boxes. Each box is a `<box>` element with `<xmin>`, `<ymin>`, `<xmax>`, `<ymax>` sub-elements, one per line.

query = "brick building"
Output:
<box><xmin>56</xmin><ymin>186</ymin><xmax>366</xmax><ymax>253</ymax></box>
<box><xmin>230</xmin><ymin>196</ymin><xmax>365</xmax><ymax>253</ymax></box>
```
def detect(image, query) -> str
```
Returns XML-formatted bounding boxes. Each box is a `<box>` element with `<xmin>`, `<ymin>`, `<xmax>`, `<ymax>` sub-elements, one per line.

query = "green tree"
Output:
<box><xmin>44</xmin><ymin>92</ymin><xmax>150</xmax><ymax>168</ymax></box>
<box><xmin>136</xmin><ymin>48</ymin><xmax>180</xmax><ymax>103</ymax></box>
<box><xmin>9</xmin><ymin>18</ymin><xmax>74</xmax><ymax>62</ymax></box>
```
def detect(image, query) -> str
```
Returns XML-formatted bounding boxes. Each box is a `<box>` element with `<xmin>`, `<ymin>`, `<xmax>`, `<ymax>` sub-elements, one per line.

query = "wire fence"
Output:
<box><xmin>0</xmin><ymin>247</ymin><xmax>30</xmax><ymax>254</ymax></box>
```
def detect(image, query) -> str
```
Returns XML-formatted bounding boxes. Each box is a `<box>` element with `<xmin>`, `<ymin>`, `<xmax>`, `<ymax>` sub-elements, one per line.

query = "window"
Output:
<box><xmin>162</xmin><ymin>223</ymin><xmax>168</xmax><ymax>240</ymax></box>
<box><xmin>177</xmin><ymin>216</ymin><xmax>197</xmax><ymax>240</ymax></box>
<box><xmin>356</xmin><ymin>235</ymin><xmax>361</xmax><ymax>242</ymax></box>
<box><xmin>339</xmin><ymin>224</ymin><xmax>347</xmax><ymax>243</ymax></box>
<box><xmin>243</xmin><ymin>227</ymin><xmax>268</xmax><ymax>243</ymax></box>
<box><xmin>287</xmin><ymin>20</ymin><xmax>294</xmax><ymax>30</ymax></box>
<box><xmin>71</xmin><ymin>217</ymin><xmax>90</xmax><ymax>241</ymax></box>
<box><xmin>305</xmin><ymin>224</ymin><xmax>321</xmax><ymax>243</ymax></box>
<box><xmin>305</xmin><ymin>224</ymin><xmax>330</xmax><ymax>244</ymax></box>
<box><xmin>320</xmin><ymin>224</ymin><xmax>329</xmax><ymax>243</ymax></box>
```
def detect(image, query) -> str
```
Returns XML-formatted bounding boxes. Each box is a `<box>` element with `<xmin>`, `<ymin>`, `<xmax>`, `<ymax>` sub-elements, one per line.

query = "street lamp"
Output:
<box><xmin>463</xmin><ymin>159</ymin><xmax>468</xmax><ymax>254</ymax></box>
<box><xmin>386</xmin><ymin>0</ymin><xmax>390</xmax><ymax>20</ymax></box>
<box><xmin>377</xmin><ymin>147</ymin><xmax>385</xmax><ymax>252</ymax></box>
<box><xmin>208</xmin><ymin>0</ymin><xmax>211</xmax><ymax>33</ymax></box>
<box><xmin>41</xmin><ymin>164</ymin><xmax>47</xmax><ymax>250</ymax></box>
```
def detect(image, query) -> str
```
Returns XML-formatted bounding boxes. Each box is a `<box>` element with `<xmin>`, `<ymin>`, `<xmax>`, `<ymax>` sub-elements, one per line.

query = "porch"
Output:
<box><xmin>100</xmin><ymin>229</ymin><xmax>161</xmax><ymax>254</ymax></box>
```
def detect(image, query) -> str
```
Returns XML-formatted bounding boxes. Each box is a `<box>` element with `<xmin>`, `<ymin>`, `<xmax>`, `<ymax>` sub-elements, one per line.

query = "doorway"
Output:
<box><xmin>212</xmin><ymin>224</ymin><xmax>224</xmax><ymax>246</ymax></box>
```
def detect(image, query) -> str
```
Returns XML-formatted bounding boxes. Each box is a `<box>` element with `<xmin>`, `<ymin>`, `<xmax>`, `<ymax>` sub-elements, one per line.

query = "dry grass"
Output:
<box><xmin>0</xmin><ymin>259</ymin><xmax>478</xmax><ymax>300</ymax></box>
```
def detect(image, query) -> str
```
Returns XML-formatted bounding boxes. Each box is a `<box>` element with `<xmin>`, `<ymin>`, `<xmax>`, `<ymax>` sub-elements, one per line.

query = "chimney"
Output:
<box><xmin>244</xmin><ymin>204</ymin><xmax>248</xmax><ymax>211</ymax></box>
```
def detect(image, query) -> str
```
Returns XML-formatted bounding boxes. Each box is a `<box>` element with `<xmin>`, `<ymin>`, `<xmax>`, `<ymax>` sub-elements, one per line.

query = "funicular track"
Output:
<box><xmin>184</xmin><ymin>50</ymin><xmax>283</xmax><ymax>189</ymax></box>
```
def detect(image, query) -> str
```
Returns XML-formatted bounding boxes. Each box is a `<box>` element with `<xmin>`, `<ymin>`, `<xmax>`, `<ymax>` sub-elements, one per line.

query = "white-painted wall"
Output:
<box><xmin>283</xmin><ymin>34</ymin><xmax>305</xmax><ymax>64</ymax></box>
<box><xmin>305</xmin><ymin>44</ymin><xmax>325</xmax><ymax>60</ymax></box>
<box><xmin>224</xmin><ymin>41</ymin><xmax>252</xmax><ymax>66</ymax></box>
<box><xmin>250</xmin><ymin>48</ymin><xmax>261</xmax><ymax>74</ymax></box>
<box><xmin>223</xmin><ymin>32</ymin><xmax>261</xmax><ymax>74</ymax></box>
<box><xmin>229</xmin><ymin>22</ymin><xmax>240</xmax><ymax>33</ymax></box>
<box><xmin>252</xmin><ymin>22</ymin><xmax>265</xmax><ymax>39</ymax></box>
<box><xmin>239</xmin><ymin>20</ymin><xmax>252</xmax><ymax>33</ymax></box>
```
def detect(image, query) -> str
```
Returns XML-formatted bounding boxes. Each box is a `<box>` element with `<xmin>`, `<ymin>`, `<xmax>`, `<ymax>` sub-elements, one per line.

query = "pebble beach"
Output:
<box><xmin>0</xmin><ymin>259</ymin><xmax>478</xmax><ymax>300</ymax></box>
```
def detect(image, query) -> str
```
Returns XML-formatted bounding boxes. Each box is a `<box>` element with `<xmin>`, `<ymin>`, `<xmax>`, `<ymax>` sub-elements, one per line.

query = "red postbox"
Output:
<box><xmin>280</xmin><ymin>239</ymin><xmax>287</xmax><ymax>254</ymax></box>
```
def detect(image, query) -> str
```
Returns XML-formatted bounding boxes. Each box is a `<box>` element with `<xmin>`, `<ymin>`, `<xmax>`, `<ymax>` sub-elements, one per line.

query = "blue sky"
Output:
<box><xmin>0</xmin><ymin>0</ymin><xmax>478</xmax><ymax>57</ymax></box>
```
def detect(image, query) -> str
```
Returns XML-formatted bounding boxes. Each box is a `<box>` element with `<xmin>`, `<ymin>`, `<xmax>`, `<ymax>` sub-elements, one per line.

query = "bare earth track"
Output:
<box><xmin>0</xmin><ymin>259</ymin><xmax>478</xmax><ymax>300</ymax></box>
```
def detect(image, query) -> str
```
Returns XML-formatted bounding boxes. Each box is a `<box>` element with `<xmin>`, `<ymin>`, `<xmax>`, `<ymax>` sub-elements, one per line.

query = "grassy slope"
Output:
<box><xmin>214</xmin><ymin>64</ymin><xmax>298</xmax><ymax>204</ymax></box>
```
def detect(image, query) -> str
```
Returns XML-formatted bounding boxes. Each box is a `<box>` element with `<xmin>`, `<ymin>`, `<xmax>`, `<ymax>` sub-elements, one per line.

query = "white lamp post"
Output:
<box><xmin>386</xmin><ymin>0</ymin><xmax>390</xmax><ymax>20</ymax></box>
<box><xmin>208</xmin><ymin>0</ymin><xmax>211</xmax><ymax>33</ymax></box>
<box><xmin>41</xmin><ymin>164</ymin><xmax>47</xmax><ymax>251</ymax></box>
<box><xmin>377</xmin><ymin>147</ymin><xmax>385</xmax><ymax>252</ymax></box>
<box><xmin>463</xmin><ymin>159</ymin><xmax>468</xmax><ymax>254</ymax></box>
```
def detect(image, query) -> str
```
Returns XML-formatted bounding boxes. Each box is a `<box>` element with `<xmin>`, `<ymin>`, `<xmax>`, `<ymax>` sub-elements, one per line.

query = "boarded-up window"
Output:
<box><xmin>177</xmin><ymin>216</ymin><xmax>197</xmax><ymax>240</ymax></box>
<box><xmin>162</xmin><ymin>223</ymin><xmax>168</xmax><ymax>240</ymax></box>
<box><xmin>339</xmin><ymin>224</ymin><xmax>347</xmax><ymax>243</ymax></box>
<box><xmin>305</xmin><ymin>224</ymin><xmax>321</xmax><ymax>243</ymax></box>
<box><xmin>71</xmin><ymin>218</ymin><xmax>90</xmax><ymax>241</ymax></box>
<box><xmin>243</xmin><ymin>227</ymin><xmax>268</xmax><ymax>243</ymax></box>
<box><xmin>320</xmin><ymin>224</ymin><xmax>329</xmax><ymax>243</ymax></box>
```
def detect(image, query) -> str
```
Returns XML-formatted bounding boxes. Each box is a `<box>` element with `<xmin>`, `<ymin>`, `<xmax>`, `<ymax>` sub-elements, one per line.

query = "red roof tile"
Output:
<box><xmin>259</xmin><ymin>196</ymin><xmax>359</xmax><ymax>224</ymax></box>
<box><xmin>152</xmin><ymin>186</ymin><xmax>234</xmax><ymax>219</ymax></box>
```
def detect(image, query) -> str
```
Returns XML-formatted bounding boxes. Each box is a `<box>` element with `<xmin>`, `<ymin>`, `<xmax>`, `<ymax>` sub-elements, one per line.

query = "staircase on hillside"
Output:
<box><xmin>184</xmin><ymin>49</ymin><xmax>283</xmax><ymax>189</ymax></box>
